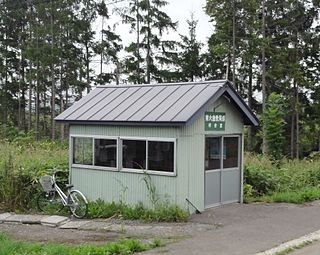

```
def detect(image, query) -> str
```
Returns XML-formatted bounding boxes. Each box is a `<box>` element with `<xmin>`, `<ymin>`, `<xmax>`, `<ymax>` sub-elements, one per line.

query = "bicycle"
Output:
<box><xmin>37</xmin><ymin>172</ymin><xmax>88</xmax><ymax>219</ymax></box>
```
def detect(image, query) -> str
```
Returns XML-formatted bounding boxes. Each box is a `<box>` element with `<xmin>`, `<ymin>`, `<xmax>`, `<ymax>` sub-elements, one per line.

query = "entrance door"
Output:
<box><xmin>205</xmin><ymin>136</ymin><xmax>241</xmax><ymax>208</ymax></box>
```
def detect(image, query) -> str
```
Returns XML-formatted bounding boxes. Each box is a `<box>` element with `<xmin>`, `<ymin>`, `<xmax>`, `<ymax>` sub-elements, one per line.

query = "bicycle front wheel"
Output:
<box><xmin>37</xmin><ymin>191</ymin><xmax>64</xmax><ymax>214</ymax></box>
<box><xmin>68</xmin><ymin>190</ymin><xmax>88</xmax><ymax>219</ymax></box>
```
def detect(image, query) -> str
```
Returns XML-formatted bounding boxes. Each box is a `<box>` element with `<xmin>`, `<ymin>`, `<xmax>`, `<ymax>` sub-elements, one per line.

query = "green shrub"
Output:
<box><xmin>307</xmin><ymin>151</ymin><xmax>320</xmax><ymax>161</ymax></box>
<box><xmin>243</xmin><ymin>184</ymin><xmax>255</xmax><ymax>202</ymax></box>
<box><xmin>244</xmin><ymin>164</ymin><xmax>277</xmax><ymax>196</ymax></box>
<box><xmin>244</xmin><ymin>153</ymin><xmax>320</xmax><ymax>204</ymax></box>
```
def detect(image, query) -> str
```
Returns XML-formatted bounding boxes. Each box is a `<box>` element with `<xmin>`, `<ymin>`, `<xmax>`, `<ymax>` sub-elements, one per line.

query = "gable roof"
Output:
<box><xmin>55</xmin><ymin>80</ymin><xmax>259</xmax><ymax>127</ymax></box>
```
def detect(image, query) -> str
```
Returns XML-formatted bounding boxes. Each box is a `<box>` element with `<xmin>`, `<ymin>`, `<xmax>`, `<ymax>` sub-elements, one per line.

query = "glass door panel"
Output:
<box><xmin>205</xmin><ymin>137</ymin><xmax>221</xmax><ymax>170</ymax></box>
<box><xmin>223</xmin><ymin>137</ymin><xmax>239</xmax><ymax>169</ymax></box>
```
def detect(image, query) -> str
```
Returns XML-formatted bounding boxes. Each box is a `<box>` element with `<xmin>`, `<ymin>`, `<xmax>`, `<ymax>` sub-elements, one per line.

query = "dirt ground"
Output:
<box><xmin>0</xmin><ymin>223</ymin><xmax>121</xmax><ymax>245</ymax></box>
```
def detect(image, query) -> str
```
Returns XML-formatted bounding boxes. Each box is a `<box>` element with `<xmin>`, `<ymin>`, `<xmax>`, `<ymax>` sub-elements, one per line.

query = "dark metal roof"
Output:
<box><xmin>55</xmin><ymin>80</ymin><xmax>259</xmax><ymax>127</ymax></box>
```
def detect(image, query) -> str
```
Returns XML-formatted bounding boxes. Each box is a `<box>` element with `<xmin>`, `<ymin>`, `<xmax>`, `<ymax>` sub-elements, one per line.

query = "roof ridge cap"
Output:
<box><xmin>96</xmin><ymin>80</ymin><xmax>228</xmax><ymax>89</ymax></box>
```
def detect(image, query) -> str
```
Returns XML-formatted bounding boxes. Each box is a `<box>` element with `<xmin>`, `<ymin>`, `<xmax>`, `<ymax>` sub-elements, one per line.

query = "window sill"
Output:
<box><xmin>71</xmin><ymin>164</ymin><xmax>177</xmax><ymax>177</ymax></box>
<box><xmin>71</xmin><ymin>164</ymin><xmax>118</xmax><ymax>172</ymax></box>
<box><xmin>121</xmin><ymin>168</ymin><xmax>176</xmax><ymax>177</ymax></box>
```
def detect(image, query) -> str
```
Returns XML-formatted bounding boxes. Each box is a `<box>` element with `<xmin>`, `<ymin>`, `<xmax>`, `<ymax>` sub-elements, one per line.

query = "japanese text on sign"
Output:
<box><xmin>205</xmin><ymin>112</ymin><xmax>225</xmax><ymax>131</ymax></box>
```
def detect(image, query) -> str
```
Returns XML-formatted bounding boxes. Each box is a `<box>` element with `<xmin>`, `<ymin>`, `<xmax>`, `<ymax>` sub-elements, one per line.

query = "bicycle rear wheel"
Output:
<box><xmin>68</xmin><ymin>190</ymin><xmax>88</xmax><ymax>219</ymax></box>
<box><xmin>37</xmin><ymin>191</ymin><xmax>64</xmax><ymax>214</ymax></box>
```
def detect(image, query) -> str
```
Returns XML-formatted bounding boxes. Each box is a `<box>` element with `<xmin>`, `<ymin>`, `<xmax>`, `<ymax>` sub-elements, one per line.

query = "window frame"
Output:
<box><xmin>120</xmin><ymin>136</ymin><xmax>177</xmax><ymax>176</ymax></box>
<box><xmin>70</xmin><ymin>134</ymin><xmax>177</xmax><ymax>176</ymax></box>
<box><xmin>71</xmin><ymin>134</ymin><xmax>119</xmax><ymax>172</ymax></box>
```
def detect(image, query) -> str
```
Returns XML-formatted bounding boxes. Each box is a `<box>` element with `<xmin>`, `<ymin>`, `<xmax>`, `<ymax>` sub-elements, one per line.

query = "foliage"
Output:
<box><xmin>121</xmin><ymin>0</ymin><xmax>178</xmax><ymax>84</ymax></box>
<box><xmin>244</xmin><ymin>153</ymin><xmax>320</xmax><ymax>203</ymax></box>
<box><xmin>0</xmin><ymin>139</ymin><xmax>68</xmax><ymax>211</ymax></box>
<box><xmin>307</xmin><ymin>151</ymin><xmax>320</xmax><ymax>161</ymax></box>
<box><xmin>247</xmin><ymin>188</ymin><xmax>320</xmax><ymax>204</ymax></box>
<box><xmin>87</xmin><ymin>171</ymin><xmax>188</xmax><ymax>222</ymax></box>
<box><xmin>87</xmin><ymin>199</ymin><xmax>189</xmax><ymax>222</ymax></box>
<box><xmin>260</xmin><ymin>92</ymin><xmax>286</xmax><ymax>160</ymax></box>
<box><xmin>0</xmin><ymin>233</ymin><xmax>158</xmax><ymax>255</ymax></box>
<box><xmin>142</xmin><ymin>171</ymin><xmax>160</xmax><ymax>208</ymax></box>
<box><xmin>178</xmin><ymin>14</ymin><xmax>203</xmax><ymax>82</ymax></box>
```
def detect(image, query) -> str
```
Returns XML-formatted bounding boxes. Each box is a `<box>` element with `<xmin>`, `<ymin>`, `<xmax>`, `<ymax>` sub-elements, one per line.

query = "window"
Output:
<box><xmin>205</xmin><ymin>137</ymin><xmax>221</xmax><ymax>170</ymax></box>
<box><xmin>94</xmin><ymin>139</ymin><xmax>117</xmax><ymax>167</ymax></box>
<box><xmin>223</xmin><ymin>137</ymin><xmax>239</xmax><ymax>168</ymax></box>
<box><xmin>148</xmin><ymin>141</ymin><xmax>174</xmax><ymax>172</ymax></box>
<box><xmin>73</xmin><ymin>137</ymin><xmax>93</xmax><ymax>165</ymax></box>
<box><xmin>122</xmin><ymin>140</ymin><xmax>146</xmax><ymax>169</ymax></box>
<box><xmin>72</xmin><ymin>136</ymin><xmax>176</xmax><ymax>175</ymax></box>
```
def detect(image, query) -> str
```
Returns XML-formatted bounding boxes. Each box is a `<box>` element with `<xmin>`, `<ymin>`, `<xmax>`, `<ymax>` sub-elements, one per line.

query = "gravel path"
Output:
<box><xmin>0</xmin><ymin>223</ymin><xmax>120</xmax><ymax>245</ymax></box>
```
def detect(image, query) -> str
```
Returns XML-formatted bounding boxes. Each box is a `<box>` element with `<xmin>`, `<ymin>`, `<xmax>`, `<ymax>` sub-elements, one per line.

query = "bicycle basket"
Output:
<box><xmin>39</xmin><ymin>175</ymin><xmax>54</xmax><ymax>192</ymax></box>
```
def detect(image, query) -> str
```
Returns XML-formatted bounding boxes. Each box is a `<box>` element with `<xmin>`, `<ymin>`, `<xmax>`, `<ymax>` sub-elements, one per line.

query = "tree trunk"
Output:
<box><xmin>21</xmin><ymin>88</ymin><xmax>26</xmax><ymax>132</ymax></box>
<box><xmin>247</xmin><ymin>61</ymin><xmax>253</xmax><ymax>151</ymax></box>
<box><xmin>4</xmin><ymin>43</ymin><xmax>8</xmax><ymax>126</ymax></box>
<box><xmin>261</xmin><ymin>0</ymin><xmax>268</xmax><ymax>154</ymax></box>
<box><xmin>136</xmin><ymin>0</ymin><xmax>140</xmax><ymax>84</ymax></box>
<box><xmin>146</xmin><ymin>0</ymin><xmax>151</xmax><ymax>84</ymax></box>
<box><xmin>86</xmin><ymin>42</ymin><xmax>90</xmax><ymax>92</ymax></box>
<box><xmin>60</xmin><ymin>56</ymin><xmax>64</xmax><ymax>142</ymax></box>
<box><xmin>295</xmin><ymin>83</ymin><xmax>299</xmax><ymax>159</ymax></box>
<box><xmin>100</xmin><ymin>17</ymin><xmax>104</xmax><ymax>81</ymax></box>
<box><xmin>290</xmin><ymin>94</ymin><xmax>295</xmax><ymax>159</ymax></box>
<box><xmin>232</xmin><ymin>0</ymin><xmax>236</xmax><ymax>89</ymax></box>
<box><xmin>18</xmin><ymin>34</ymin><xmax>25</xmax><ymax>130</ymax></box>
<box><xmin>28</xmin><ymin>81</ymin><xmax>32</xmax><ymax>132</ymax></box>
<box><xmin>43</xmin><ymin>92</ymin><xmax>47</xmax><ymax>135</ymax></box>
<box><xmin>115</xmin><ymin>60</ymin><xmax>120</xmax><ymax>85</ymax></box>
<box><xmin>51</xmin><ymin>0</ymin><xmax>55</xmax><ymax>140</ymax></box>
<box><xmin>18</xmin><ymin>71</ymin><xmax>21</xmax><ymax>130</ymax></box>
<box><xmin>35</xmin><ymin>25</ymin><xmax>40</xmax><ymax>140</ymax></box>
<box><xmin>60</xmin><ymin>92</ymin><xmax>64</xmax><ymax>142</ymax></box>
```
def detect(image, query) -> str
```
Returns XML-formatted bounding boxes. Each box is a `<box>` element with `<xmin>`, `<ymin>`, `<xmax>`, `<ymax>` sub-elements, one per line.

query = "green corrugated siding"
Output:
<box><xmin>69</xmin><ymin>96</ymin><xmax>244</xmax><ymax>212</ymax></box>
<box><xmin>71</xmin><ymin>167</ymin><xmax>176</xmax><ymax>207</ymax></box>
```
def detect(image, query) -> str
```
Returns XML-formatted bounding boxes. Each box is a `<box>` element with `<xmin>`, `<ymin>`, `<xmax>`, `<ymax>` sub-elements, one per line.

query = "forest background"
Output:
<box><xmin>0</xmin><ymin>0</ymin><xmax>319</xmax><ymax>159</ymax></box>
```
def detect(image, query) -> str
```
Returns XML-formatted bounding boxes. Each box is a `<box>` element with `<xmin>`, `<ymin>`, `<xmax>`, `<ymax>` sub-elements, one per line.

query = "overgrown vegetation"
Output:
<box><xmin>2</xmin><ymin>130</ymin><xmax>320</xmax><ymax>215</ymax></box>
<box><xmin>244</xmin><ymin>153</ymin><xmax>320</xmax><ymax>203</ymax></box>
<box><xmin>0</xmin><ymin>233</ymin><xmax>160</xmax><ymax>255</ymax></box>
<box><xmin>260</xmin><ymin>92</ymin><xmax>286</xmax><ymax>160</ymax></box>
<box><xmin>0</xmin><ymin>136</ymin><xmax>188</xmax><ymax>222</ymax></box>
<box><xmin>0</xmin><ymin>137</ymin><xmax>68</xmax><ymax>211</ymax></box>
<box><xmin>87</xmin><ymin>199</ymin><xmax>189</xmax><ymax>222</ymax></box>
<box><xmin>88</xmin><ymin>173</ymin><xmax>189</xmax><ymax>222</ymax></box>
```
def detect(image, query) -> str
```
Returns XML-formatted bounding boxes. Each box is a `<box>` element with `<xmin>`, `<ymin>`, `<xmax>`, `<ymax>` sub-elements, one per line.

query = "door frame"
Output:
<box><xmin>204</xmin><ymin>134</ymin><xmax>242</xmax><ymax>209</ymax></box>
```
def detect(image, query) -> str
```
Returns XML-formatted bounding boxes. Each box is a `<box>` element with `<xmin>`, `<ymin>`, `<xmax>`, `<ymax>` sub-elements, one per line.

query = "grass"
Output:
<box><xmin>245</xmin><ymin>187</ymin><xmax>320</xmax><ymax>204</ymax></box>
<box><xmin>244</xmin><ymin>153</ymin><xmax>320</xmax><ymax>204</ymax></box>
<box><xmin>87</xmin><ymin>199</ymin><xmax>189</xmax><ymax>222</ymax></box>
<box><xmin>274</xmin><ymin>240</ymin><xmax>314</xmax><ymax>255</ymax></box>
<box><xmin>0</xmin><ymin>233</ymin><xmax>161</xmax><ymax>255</ymax></box>
<box><xmin>0</xmin><ymin>139</ymin><xmax>68</xmax><ymax>211</ymax></box>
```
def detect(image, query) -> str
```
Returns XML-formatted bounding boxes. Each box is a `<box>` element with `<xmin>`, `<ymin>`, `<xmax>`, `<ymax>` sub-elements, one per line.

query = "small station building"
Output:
<box><xmin>55</xmin><ymin>80</ymin><xmax>259</xmax><ymax>212</ymax></box>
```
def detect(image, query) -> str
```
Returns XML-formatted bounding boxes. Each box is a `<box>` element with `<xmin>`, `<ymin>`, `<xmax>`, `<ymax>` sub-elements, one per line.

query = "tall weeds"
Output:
<box><xmin>0</xmin><ymin>140</ymin><xmax>68</xmax><ymax>211</ymax></box>
<box><xmin>244</xmin><ymin>153</ymin><xmax>320</xmax><ymax>202</ymax></box>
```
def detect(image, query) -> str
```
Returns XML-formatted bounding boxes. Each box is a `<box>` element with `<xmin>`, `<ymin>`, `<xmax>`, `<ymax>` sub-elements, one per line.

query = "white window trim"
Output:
<box><xmin>120</xmin><ymin>136</ymin><xmax>177</xmax><ymax>176</ymax></box>
<box><xmin>70</xmin><ymin>135</ymin><xmax>177</xmax><ymax>177</ymax></box>
<box><xmin>71</xmin><ymin>135</ymin><xmax>118</xmax><ymax>171</ymax></box>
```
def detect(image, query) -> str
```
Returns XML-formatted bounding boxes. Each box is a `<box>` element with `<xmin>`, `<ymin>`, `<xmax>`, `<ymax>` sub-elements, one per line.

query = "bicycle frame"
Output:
<box><xmin>53</xmin><ymin>182</ymin><xmax>69</xmax><ymax>206</ymax></box>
